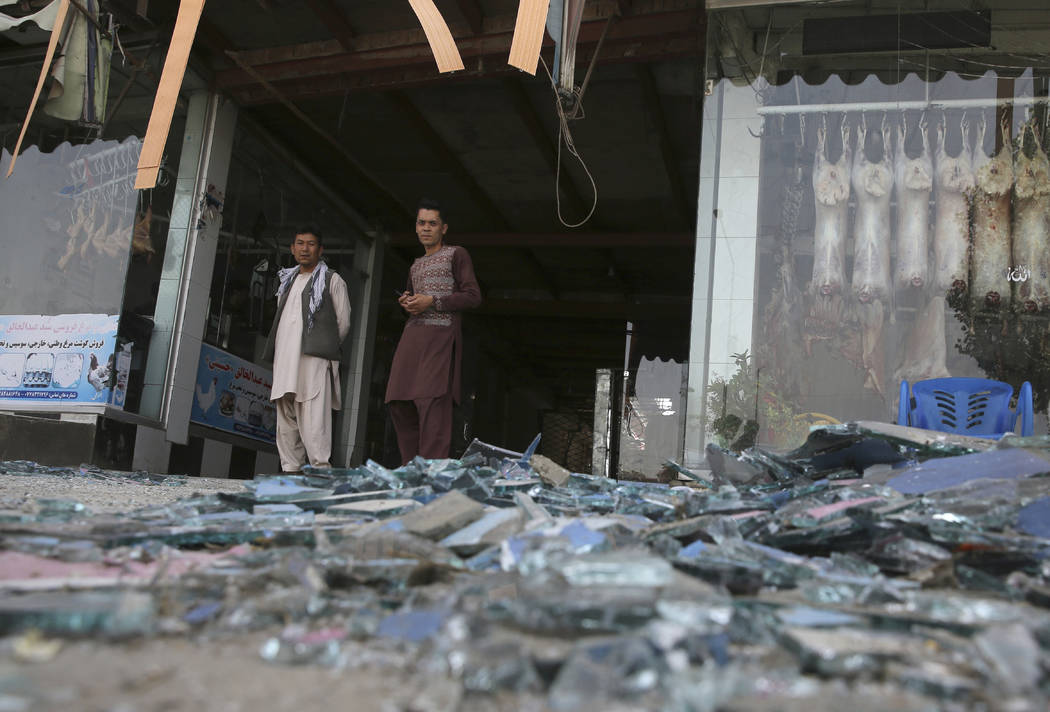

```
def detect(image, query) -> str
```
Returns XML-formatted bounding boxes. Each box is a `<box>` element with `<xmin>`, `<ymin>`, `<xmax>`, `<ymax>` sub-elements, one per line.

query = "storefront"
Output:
<box><xmin>0</xmin><ymin>43</ymin><xmax>381</xmax><ymax>476</ymax></box>
<box><xmin>686</xmin><ymin>1</ymin><xmax>1050</xmax><ymax>465</ymax></box>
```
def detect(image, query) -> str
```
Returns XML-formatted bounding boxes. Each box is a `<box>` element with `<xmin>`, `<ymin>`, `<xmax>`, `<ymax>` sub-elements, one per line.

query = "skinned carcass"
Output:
<box><xmin>851</xmin><ymin>118</ymin><xmax>894</xmax><ymax>398</ymax></box>
<box><xmin>806</xmin><ymin>122</ymin><xmax>852</xmax><ymax>343</ymax></box>
<box><xmin>893</xmin><ymin>118</ymin><xmax>933</xmax><ymax>293</ymax></box>
<box><xmin>932</xmin><ymin>117</ymin><xmax>975</xmax><ymax>295</ymax></box>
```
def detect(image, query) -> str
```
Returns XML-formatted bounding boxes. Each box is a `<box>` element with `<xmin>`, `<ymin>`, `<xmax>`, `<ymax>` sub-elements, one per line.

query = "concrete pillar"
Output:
<box><xmin>684</xmin><ymin>81</ymin><xmax>762</xmax><ymax>467</ymax></box>
<box><xmin>200</xmin><ymin>439</ymin><xmax>232</xmax><ymax>478</ymax></box>
<box><xmin>140</xmin><ymin>91</ymin><xmax>211</xmax><ymax>422</ymax></box>
<box><xmin>137</xmin><ymin>91</ymin><xmax>237</xmax><ymax>443</ymax></box>
<box><xmin>132</xmin><ymin>424</ymin><xmax>170</xmax><ymax>473</ymax></box>
<box><xmin>164</xmin><ymin>95</ymin><xmax>238</xmax><ymax>445</ymax></box>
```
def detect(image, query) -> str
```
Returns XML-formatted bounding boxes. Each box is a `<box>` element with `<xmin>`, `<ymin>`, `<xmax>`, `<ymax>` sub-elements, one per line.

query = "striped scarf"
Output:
<box><xmin>275</xmin><ymin>261</ymin><xmax>328</xmax><ymax>331</ymax></box>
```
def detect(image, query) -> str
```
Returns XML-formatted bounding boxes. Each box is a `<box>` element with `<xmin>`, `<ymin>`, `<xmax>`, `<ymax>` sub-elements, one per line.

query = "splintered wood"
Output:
<box><xmin>6</xmin><ymin>0</ymin><xmax>70</xmax><ymax>179</ymax></box>
<box><xmin>507</xmin><ymin>0</ymin><xmax>551</xmax><ymax>75</ymax></box>
<box><xmin>406</xmin><ymin>0</ymin><xmax>464</xmax><ymax>73</ymax></box>
<box><xmin>134</xmin><ymin>0</ymin><xmax>206</xmax><ymax>190</ymax></box>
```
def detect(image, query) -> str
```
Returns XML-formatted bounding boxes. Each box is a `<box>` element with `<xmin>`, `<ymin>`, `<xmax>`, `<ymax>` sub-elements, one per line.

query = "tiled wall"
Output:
<box><xmin>685</xmin><ymin>82</ymin><xmax>762</xmax><ymax>467</ymax></box>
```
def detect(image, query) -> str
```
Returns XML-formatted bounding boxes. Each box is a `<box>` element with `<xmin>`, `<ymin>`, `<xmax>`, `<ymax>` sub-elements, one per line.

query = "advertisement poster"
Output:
<box><xmin>0</xmin><ymin>314</ymin><xmax>118</xmax><ymax>405</ymax></box>
<box><xmin>190</xmin><ymin>343</ymin><xmax>276</xmax><ymax>444</ymax></box>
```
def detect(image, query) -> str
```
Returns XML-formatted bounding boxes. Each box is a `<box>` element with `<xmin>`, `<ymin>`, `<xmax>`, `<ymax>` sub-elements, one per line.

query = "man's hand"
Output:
<box><xmin>402</xmin><ymin>293</ymin><xmax>435</xmax><ymax>315</ymax></box>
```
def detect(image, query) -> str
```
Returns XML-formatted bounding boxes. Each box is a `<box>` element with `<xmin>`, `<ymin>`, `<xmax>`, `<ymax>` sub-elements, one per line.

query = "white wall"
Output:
<box><xmin>685</xmin><ymin>82</ymin><xmax>762</xmax><ymax>467</ymax></box>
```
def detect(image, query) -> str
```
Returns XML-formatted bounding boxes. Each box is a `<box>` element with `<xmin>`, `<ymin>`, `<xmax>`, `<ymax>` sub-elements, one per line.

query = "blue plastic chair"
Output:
<box><xmin>897</xmin><ymin>377</ymin><xmax>1034</xmax><ymax>438</ymax></box>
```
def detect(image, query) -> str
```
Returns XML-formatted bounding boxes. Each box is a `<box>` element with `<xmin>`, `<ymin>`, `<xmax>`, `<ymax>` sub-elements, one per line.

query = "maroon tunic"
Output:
<box><xmin>385</xmin><ymin>245</ymin><xmax>481</xmax><ymax>404</ymax></box>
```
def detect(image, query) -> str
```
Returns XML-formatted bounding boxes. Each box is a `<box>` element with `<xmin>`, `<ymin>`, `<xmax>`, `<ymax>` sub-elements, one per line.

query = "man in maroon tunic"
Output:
<box><xmin>385</xmin><ymin>199</ymin><xmax>482</xmax><ymax>464</ymax></box>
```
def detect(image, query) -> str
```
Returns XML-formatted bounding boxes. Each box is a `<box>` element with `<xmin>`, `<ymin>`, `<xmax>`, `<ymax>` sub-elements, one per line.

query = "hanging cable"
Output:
<box><xmin>540</xmin><ymin>54</ymin><xmax>598</xmax><ymax>228</ymax></box>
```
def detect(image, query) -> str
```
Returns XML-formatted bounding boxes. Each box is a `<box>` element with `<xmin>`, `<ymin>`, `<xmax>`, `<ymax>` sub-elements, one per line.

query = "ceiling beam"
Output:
<box><xmin>223</xmin><ymin>0</ymin><xmax>685</xmax><ymax>65</ymax></box>
<box><xmin>389</xmin><ymin>231</ymin><xmax>694</xmax><ymax>247</ymax></box>
<box><xmin>305</xmin><ymin>0</ymin><xmax>356</xmax><ymax>51</ymax></box>
<box><xmin>636</xmin><ymin>63</ymin><xmax>694</xmax><ymax>229</ymax></box>
<box><xmin>215</xmin><ymin>9</ymin><xmax>701</xmax><ymax>90</ymax></box>
<box><xmin>230</xmin><ymin>35</ymin><xmax>700</xmax><ymax>103</ymax></box>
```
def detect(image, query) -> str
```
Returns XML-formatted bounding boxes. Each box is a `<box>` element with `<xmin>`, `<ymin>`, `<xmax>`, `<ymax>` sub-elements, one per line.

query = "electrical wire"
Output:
<box><xmin>539</xmin><ymin>54</ymin><xmax>598</xmax><ymax>229</ymax></box>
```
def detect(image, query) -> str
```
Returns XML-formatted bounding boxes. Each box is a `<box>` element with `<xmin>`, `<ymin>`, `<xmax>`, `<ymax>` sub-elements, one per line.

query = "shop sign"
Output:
<box><xmin>190</xmin><ymin>343</ymin><xmax>276</xmax><ymax>444</ymax></box>
<box><xmin>0</xmin><ymin>314</ymin><xmax>119</xmax><ymax>405</ymax></box>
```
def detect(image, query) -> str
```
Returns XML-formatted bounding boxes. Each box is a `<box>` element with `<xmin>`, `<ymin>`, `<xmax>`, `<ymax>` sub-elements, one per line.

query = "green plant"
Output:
<box><xmin>705</xmin><ymin>351</ymin><xmax>808</xmax><ymax>450</ymax></box>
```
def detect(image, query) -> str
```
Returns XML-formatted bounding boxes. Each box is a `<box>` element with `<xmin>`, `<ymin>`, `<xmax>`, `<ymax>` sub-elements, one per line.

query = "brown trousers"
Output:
<box><xmin>388</xmin><ymin>394</ymin><xmax>453</xmax><ymax>465</ymax></box>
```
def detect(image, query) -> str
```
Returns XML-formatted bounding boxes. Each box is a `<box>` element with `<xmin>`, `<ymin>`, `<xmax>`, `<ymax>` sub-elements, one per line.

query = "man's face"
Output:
<box><xmin>291</xmin><ymin>232</ymin><xmax>323</xmax><ymax>271</ymax></box>
<box><xmin>415</xmin><ymin>209</ymin><xmax>447</xmax><ymax>250</ymax></box>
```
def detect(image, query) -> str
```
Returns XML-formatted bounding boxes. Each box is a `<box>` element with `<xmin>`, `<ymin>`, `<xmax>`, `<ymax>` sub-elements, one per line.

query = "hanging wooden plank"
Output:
<box><xmin>507</xmin><ymin>0</ymin><xmax>550</xmax><ymax>75</ymax></box>
<box><xmin>5</xmin><ymin>0</ymin><xmax>69</xmax><ymax>179</ymax></box>
<box><xmin>134</xmin><ymin>0</ymin><xmax>206</xmax><ymax>190</ymax></box>
<box><xmin>405</xmin><ymin>0</ymin><xmax>464</xmax><ymax>73</ymax></box>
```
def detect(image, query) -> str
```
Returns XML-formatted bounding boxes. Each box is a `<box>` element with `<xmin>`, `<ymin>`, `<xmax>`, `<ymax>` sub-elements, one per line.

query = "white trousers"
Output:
<box><xmin>274</xmin><ymin>388</ymin><xmax>333</xmax><ymax>472</ymax></box>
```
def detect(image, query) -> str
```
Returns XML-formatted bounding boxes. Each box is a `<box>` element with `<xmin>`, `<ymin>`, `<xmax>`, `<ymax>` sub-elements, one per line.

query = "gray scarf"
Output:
<box><xmin>275</xmin><ymin>261</ymin><xmax>328</xmax><ymax>331</ymax></box>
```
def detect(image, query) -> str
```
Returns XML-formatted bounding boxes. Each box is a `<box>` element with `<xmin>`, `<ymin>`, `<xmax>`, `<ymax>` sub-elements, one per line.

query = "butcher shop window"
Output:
<box><xmin>694</xmin><ymin>2</ymin><xmax>1050</xmax><ymax>451</ymax></box>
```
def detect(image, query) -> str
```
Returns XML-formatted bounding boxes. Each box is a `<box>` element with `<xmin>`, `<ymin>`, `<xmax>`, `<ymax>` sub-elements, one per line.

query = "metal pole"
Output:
<box><xmin>756</xmin><ymin>95</ymin><xmax>1050</xmax><ymax>116</ymax></box>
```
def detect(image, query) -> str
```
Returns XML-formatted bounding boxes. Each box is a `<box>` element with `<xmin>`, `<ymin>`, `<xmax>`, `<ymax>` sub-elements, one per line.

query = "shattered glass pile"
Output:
<box><xmin>4</xmin><ymin>422</ymin><xmax>1050</xmax><ymax>710</ymax></box>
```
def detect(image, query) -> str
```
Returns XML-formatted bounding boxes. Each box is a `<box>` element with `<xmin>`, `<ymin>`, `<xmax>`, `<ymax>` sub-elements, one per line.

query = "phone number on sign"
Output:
<box><xmin>0</xmin><ymin>390</ymin><xmax>79</xmax><ymax>399</ymax></box>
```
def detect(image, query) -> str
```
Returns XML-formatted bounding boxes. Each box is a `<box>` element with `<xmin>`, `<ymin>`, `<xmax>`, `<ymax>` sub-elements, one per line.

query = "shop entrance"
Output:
<box><xmin>204</xmin><ymin>1</ymin><xmax>706</xmax><ymax>476</ymax></box>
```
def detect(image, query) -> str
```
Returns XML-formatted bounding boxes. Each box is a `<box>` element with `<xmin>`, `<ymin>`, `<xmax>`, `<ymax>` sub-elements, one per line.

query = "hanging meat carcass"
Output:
<box><xmin>806</xmin><ymin>122</ymin><xmax>852</xmax><ymax>341</ymax></box>
<box><xmin>932</xmin><ymin>117</ymin><xmax>975</xmax><ymax>295</ymax></box>
<box><xmin>1012</xmin><ymin>121</ymin><xmax>1050</xmax><ymax>313</ymax></box>
<box><xmin>851</xmin><ymin>118</ymin><xmax>894</xmax><ymax>398</ymax></box>
<box><xmin>893</xmin><ymin>118</ymin><xmax>933</xmax><ymax>292</ymax></box>
<box><xmin>971</xmin><ymin>116</ymin><xmax>1013</xmax><ymax>310</ymax></box>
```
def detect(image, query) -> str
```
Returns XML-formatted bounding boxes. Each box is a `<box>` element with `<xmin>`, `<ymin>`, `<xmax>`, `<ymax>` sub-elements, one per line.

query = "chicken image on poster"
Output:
<box><xmin>190</xmin><ymin>343</ymin><xmax>276</xmax><ymax>444</ymax></box>
<box><xmin>86</xmin><ymin>352</ymin><xmax>113</xmax><ymax>400</ymax></box>
<box><xmin>196</xmin><ymin>377</ymin><xmax>218</xmax><ymax>414</ymax></box>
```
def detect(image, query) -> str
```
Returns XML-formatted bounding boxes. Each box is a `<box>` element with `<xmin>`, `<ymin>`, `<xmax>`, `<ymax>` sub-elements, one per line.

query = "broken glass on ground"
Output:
<box><xmin>3</xmin><ymin>422</ymin><xmax>1050</xmax><ymax>708</ymax></box>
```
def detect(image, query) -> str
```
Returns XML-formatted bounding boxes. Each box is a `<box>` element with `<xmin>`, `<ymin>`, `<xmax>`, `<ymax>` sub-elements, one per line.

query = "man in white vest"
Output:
<box><xmin>264</xmin><ymin>225</ymin><xmax>351</xmax><ymax>472</ymax></box>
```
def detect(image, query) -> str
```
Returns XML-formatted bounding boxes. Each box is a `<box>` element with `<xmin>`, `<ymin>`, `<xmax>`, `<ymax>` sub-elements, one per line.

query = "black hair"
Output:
<box><xmin>416</xmin><ymin>197</ymin><xmax>446</xmax><ymax>224</ymax></box>
<box><xmin>293</xmin><ymin>223</ymin><xmax>324</xmax><ymax>245</ymax></box>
